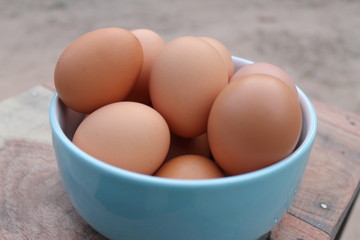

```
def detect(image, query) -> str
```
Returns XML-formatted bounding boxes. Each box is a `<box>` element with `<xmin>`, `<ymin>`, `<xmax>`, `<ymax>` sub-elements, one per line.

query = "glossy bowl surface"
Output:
<box><xmin>50</xmin><ymin>56</ymin><xmax>317</xmax><ymax>240</ymax></box>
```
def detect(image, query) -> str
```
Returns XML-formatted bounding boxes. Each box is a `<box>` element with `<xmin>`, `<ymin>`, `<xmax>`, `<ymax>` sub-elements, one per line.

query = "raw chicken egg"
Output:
<box><xmin>155</xmin><ymin>155</ymin><xmax>224</xmax><ymax>179</ymax></box>
<box><xmin>200</xmin><ymin>37</ymin><xmax>234</xmax><ymax>79</ymax></box>
<box><xmin>72</xmin><ymin>101</ymin><xmax>170</xmax><ymax>175</ymax></box>
<box><xmin>126</xmin><ymin>29</ymin><xmax>165</xmax><ymax>105</ymax></box>
<box><xmin>54</xmin><ymin>27</ymin><xmax>143</xmax><ymax>113</ymax></box>
<box><xmin>150</xmin><ymin>36</ymin><xmax>228</xmax><ymax>138</ymax></box>
<box><xmin>230</xmin><ymin>62</ymin><xmax>298</xmax><ymax>96</ymax></box>
<box><xmin>208</xmin><ymin>74</ymin><xmax>302</xmax><ymax>175</ymax></box>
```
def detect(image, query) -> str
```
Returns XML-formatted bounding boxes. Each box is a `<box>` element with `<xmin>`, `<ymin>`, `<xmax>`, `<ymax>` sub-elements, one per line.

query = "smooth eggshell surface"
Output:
<box><xmin>72</xmin><ymin>102</ymin><xmax>170</xmax><ymax>175</ymax></box>
<box><xmin>150</xmin><ymin>36</ymin><xmax>228</xmax><ymax>138</ymax></box>
<box><xmin>200</xmin><ymin>37</ymin><xmax>234</xmax><ymax>79</ymax></box>
<box><xmin>126</xmin><ymin>29</ymin><xmax>165</xmax><ymax>105</ymax></box>
<box><xmin>155</xmin><ymin>155</ymin><xmax>224</xmax><ymax>179</ymax></box>
<box><xmin>54</xmin><ymin>27</ymin><xmax>143</xmax><ymax>113</ymax></box>
<box><xmin>230</xmin><ymin>62</ymin><xmax>298</xmax><ymax>96</ymax></box>
<box><xmin>208</xmin><ymin>74</ymin><xmax>302</xmax><ymax>175</ymax></box>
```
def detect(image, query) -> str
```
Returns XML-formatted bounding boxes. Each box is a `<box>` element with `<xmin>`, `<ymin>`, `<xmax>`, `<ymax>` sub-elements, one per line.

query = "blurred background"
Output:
<box><xmin>1</xmin><ymin>0</ymin><xmax>360</xmax><ymax>114</ymax></box>
<box><xmin>0</xmin><ymin>0</ymin><xmax>359</xmax><ymax>239</ymax></box>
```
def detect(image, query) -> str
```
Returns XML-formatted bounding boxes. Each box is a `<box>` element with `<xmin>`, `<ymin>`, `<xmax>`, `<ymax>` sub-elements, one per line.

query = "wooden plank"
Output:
<box><xmin>0</xmin><ymin>139</ymin><xmax>106</xmax><ymax>240</ymax></box>
<box><xmin>287</xmin><ymin>104</ymin><xmax>360</xmax><ymax>236</ymax></box>
<box><xmin>0</xmin><ymin>86</ymin><xmax>53</xmax><ymax>146</ymax></box>
<box><xmin>271</xmin><ymin>213</ymin><xmax>330</xmax><ymax>240</ymax></box>
<box><xmin>0</xmin><ymin>87</ymin><xmax>104</xmax><ymax>239</ymax></box>
<box><xmin>312</xmin><ymin>99</ymin><xmax>360</xmax><ymax>136</ymax></box>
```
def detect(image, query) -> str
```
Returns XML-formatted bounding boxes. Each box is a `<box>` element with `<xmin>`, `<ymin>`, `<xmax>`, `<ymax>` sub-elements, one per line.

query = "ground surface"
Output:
<box><xmin>1</xmin><ymin>0</ymin><xmax>360</xmax><ymax>114</ymax></box>
<box><xmin>0</xmin><ymin>0</ymin><xmax>359</xmax><ymax>239</ymax></box>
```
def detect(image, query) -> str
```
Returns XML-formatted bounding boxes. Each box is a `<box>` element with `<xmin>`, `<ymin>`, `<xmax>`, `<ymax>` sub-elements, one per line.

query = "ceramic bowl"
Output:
<box><xmin>50</xmin><ymin>57</ymin><xmax>317</xmax><ymax>240</ymax></box>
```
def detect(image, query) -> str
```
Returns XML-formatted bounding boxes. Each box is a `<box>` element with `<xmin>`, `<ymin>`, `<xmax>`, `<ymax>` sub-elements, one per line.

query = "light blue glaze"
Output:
<box><xmin>49</xmin><ymin>57</ymin><xmax>317</xmax><ymax>240</ymax></box>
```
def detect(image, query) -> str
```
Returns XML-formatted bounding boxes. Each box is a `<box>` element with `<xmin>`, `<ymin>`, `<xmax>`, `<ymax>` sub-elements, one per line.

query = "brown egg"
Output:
<box><xmin>155</xmin><ymin>155</ymin><xmax>224</xmax><ymax>179</ymax></box>
<box><xmin>54</xmin><ymin>27</ymin><xmax>143</xmax><ymax>113</ymax></box>
<box><xmin>200</xmin><ymin>37</ymin><xmax>234</xmax><ymax>79</ymax></box>
<box><xmin>126</xmin><ymin>29</ymin><xmax>165</xmax><ymax>104</ymax></box>
<box><xmin>230</xmin><ymin>62</ymin><xmax>298</xmax><ymax>96</ymax></box>
<box><xmin>165</xmin><ymin>133</ymin><xmax>211</xmax><ymax>161</ymax></box>
<box><xmin>208</xmin><ymin>74</ymin><xmax>302</xmax><ymax>175</ymax></box>
<box><xmin>72</xmin><ymin>102</ymin><xmax>170</xmax><ymax>175</ymax></box>
<box><xmin>150</xmin><ymin>36</ymin><xmax>228</xmax><ymax>138</ymax></box>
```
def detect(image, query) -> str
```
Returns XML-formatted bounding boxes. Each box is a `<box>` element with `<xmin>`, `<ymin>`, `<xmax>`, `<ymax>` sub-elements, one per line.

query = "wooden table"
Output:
<box><xmin>0</xmin><ymin>85</ymin><xmax>359</xmax><ymax>240</ymax></box>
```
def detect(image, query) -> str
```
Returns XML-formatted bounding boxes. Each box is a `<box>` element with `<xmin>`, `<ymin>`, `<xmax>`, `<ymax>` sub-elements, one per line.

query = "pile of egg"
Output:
<box><xmin>54</xmin><ymin>27</ymin><xmax>302</xmax><ymax>179</ymax></box>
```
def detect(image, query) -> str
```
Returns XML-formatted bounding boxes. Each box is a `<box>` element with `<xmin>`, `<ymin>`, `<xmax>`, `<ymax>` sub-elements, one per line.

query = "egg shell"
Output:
<box><xmin>155</xmin><ymin>155</ymin><xmax>224</xmax><ymax>179</ymax></box>
<box><xmin>54</xmin><ymin>27</ymin><xmax>143</xmax><ymax>113</ymax></box>
<box><xmin>200</xmin><ymin>37</ymin><xmax>234</xmax><ymax>79</ymax></box>
<box><xmin>126</xmin><ymin>29</ymin><xmax>165</xmax><ymax>105</ymax></box>
<box><xmin>208</xmin><ymin>74</ymin><xmax>302</xmax><ymax>175</ymax></box>
<box><xmin>165</xmin><ymin>133</ymin><xmax>211</xmax><ymax>161</ymax></box>
<box><xmin>150</xmin><ymin>36</ymin><xmax>228</xmax><ymax>138</ymax></box>
<box><xmin>72</xmin><ymin>101</ymin><xmax>170</xmax><ymax>175</ymax></box>
<box><xmin>230</xmin><ymin>62</ymin><xmax>298</xmax><ymax>96</ymax></box>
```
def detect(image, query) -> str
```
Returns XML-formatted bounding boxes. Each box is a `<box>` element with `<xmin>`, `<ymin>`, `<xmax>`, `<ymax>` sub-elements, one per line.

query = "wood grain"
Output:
<box><xmin>0</xmin><ymin>139</ymin><xmax>106</xmax><ymax>240</ymax></box>
<box><xmin>312</xmin><ymin>99</ymin><xmax>360</xmax><ymax>136</ymax></box>
<box><xmin>286</xmin><ymin>101</ymin><xmax>360</xmax><ymax>237</ymax></box>
<box><xmin>271</xmin><ymin>213</ymin><xmax>330</xmax><ymax>240</ymax></box>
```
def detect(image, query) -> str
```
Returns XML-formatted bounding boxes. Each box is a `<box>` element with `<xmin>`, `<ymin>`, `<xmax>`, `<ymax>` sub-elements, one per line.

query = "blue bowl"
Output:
<box><xmin>50</xmin><ymin>57</ymin><xmax>317</xmax><ymax>240</ymax></box>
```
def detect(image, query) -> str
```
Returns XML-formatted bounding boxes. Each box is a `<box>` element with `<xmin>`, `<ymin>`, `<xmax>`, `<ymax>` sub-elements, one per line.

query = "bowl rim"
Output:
<box><xmin>49</xmin><ymin>59</ymin><xmax>317</xmax><ymax>189</ymax></box>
